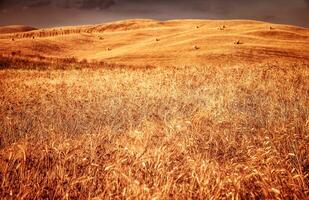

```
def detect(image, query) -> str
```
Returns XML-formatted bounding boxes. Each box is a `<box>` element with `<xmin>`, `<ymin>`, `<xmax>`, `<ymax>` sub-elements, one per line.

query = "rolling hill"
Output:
<box><xmin>0</xmin><ymin>19</ymin><xmax>308</xmax><ymax>67</ymax></box>
<box><xmin>0</xmin><ymin>25</ymin><xmax>37</xmax><ymax>34</ymax></box>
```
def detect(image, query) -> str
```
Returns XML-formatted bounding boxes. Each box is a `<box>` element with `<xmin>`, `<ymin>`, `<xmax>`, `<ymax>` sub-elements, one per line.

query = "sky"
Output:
<box><xmin>0</xmin><ymin>0</ymin><xmax>308</xmax><ymax>28</ymax></box>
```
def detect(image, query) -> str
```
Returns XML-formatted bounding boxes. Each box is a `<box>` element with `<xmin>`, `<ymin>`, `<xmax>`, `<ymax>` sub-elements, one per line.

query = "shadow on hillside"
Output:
<box><xmin>0</xmin><ymin>54</ymin><xmax>155</xmax><ymax>70</ymax></box>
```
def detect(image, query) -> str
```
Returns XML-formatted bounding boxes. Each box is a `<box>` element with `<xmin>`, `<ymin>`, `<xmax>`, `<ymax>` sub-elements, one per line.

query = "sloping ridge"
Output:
<box><xmin>3</xmin><ymin>19</ymin><xmax>308</xmax><ymax>40</ymax></box>
<box><xmin>87</xmin><ymin>19</ymin><xmax>162</xmax><ymax>32</ymax></box>
<box><xmin>245</xmin><ymin>30</ymin><xmax>309</xmax><ymax>40</ymax></box>
<box><xmin>2</xmin><ymin>19</ymin><xmax>163</xmax><ymax>39</ymax></box>
<box><xmin>0</xmin><ymin>25</ymin><xmax>37</xmax><ymax>34</ymax></box>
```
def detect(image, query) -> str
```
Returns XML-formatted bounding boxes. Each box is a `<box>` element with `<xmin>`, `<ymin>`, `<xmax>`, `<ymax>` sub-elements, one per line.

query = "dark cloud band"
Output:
<box><xmin>0</xmin><ymin>0</ymin><xmax>307</xmax><ymax>10</ymax></box>
<box><xmin>0</xmin><ymin>0</ymin><xmax>116</xmax><ymax>9</ymax></box>
<box><xmin>0</xmin><ymin>0</ymin><xmax>308</xmax><ymax>27</ymax></box>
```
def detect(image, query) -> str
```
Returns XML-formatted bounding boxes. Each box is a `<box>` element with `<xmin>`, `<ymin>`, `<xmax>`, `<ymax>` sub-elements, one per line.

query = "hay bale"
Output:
<box><xmin>219</xmin><ymin>25</ymin><xmax>226</xmax><ymax>30</ymax></box>
<box><xmin>193</xmin><ymin>45</ymin><xmax>200</xmax><ymax>50</ymax></box>
<box><xmin>234</xmin><ymin>40</ymin><xmax>243</xmax><ymax>45</ymax></box>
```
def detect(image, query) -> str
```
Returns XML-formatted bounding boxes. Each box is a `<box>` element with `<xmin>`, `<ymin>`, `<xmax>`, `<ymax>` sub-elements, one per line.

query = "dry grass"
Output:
<box><xmin>0</xmin><ymin>59</ymin><xmax>308</xmax><ymax>199</ymax></box>
<box><xmin>0</xmin><ymin>55</ymin><xmax>155</xmax><ymax>71</ymax></box>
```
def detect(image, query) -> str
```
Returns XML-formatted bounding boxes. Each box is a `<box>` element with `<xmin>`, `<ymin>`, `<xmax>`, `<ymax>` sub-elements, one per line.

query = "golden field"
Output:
<box><xmin>0</xmin><ymin>19</ymin><xmax>309</xmax><ymax>199</ymax></box>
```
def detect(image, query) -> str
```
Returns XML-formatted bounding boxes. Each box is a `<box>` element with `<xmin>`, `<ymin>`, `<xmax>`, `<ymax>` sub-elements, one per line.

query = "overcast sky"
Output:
<box><xmin>0</xmin><ymin>0</ymin><xmax>308</xmax><ymax>28</ymax></box>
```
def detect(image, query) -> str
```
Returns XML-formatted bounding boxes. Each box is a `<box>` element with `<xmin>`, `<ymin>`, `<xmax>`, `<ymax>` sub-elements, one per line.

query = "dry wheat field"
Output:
<box><xmin>0</xmin><ymin>18</ymin><xmax>309</xmax><ymax>200</ymax></box>
<box><xmin>0</xmin><ymin>56</ymin><xmax>308</xmax><ymax>199</ymax></box>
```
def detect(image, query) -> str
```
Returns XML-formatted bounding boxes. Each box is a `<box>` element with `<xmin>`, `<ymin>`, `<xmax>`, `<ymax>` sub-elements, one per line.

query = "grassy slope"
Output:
<box><xmin>0</xmin><ymin>25</ymin><xmax>37</xmax><ymax>34</ymax></box>
<box><xmin>0</xmin><ymin>19</ymin><xmax>309</xmax><ymax>67</ymax></box>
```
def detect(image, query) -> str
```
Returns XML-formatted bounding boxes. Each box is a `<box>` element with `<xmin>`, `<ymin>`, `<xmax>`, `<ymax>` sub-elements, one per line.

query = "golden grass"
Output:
<box><xmin>0</xmin><ymin>60</ymin><xmax>308</xmax><ymax>199</ymax></box>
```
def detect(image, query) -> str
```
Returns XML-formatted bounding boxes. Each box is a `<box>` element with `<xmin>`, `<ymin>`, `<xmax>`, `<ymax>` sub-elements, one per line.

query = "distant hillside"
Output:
<box><xmin>0</xmin><ymin>19</ymin><xmax>308</xmax><ymax>67</ymax></box>
<box><xmin>0</xmin><ymin>25</ymin><xmax>37</xmax><ymax>34</ymax></box>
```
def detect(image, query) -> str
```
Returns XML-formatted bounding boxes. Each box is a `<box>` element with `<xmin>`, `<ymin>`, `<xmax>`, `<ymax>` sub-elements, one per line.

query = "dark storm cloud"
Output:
<box><xmin>28</xmin><ymin>0</ymin><xmax>51</xmax><ymax>7</ymax></box>
<box><xmin>0</xmin><ymin>0</ymin><xmax>308</xmax><ymax>27</ymax></box>
<box><xmin>0</xmin><ymin>0</ymin><xmax>306</xmax><ymax>11</ymax></box>
<box><xmin>0</xmin><ymin>0</ymin><xmax>116</xmax><ymax>9</ymax></box>
<box><xmin>79</xmin><ymin>0</ymin><xmax>115</xmax><ymax>9</ymax></box>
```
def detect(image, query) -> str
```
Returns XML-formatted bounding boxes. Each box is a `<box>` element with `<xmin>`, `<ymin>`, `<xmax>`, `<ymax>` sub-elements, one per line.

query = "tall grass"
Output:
<box><xmin>0</xmin><ymin>60</ymin><xmax>308</xmax><ymax>199</ymax></box>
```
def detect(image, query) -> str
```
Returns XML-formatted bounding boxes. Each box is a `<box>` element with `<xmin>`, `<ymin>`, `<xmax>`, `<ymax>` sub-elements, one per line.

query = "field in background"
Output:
<box><xmin>0</xmin><ymin>59</ymin><xmax>308</xmax><ymax>199</ymax></box>
<box><xmin>1</xmin><ymin>19</ymin><xmax>309</xmax><ymax>67</ymax></box>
